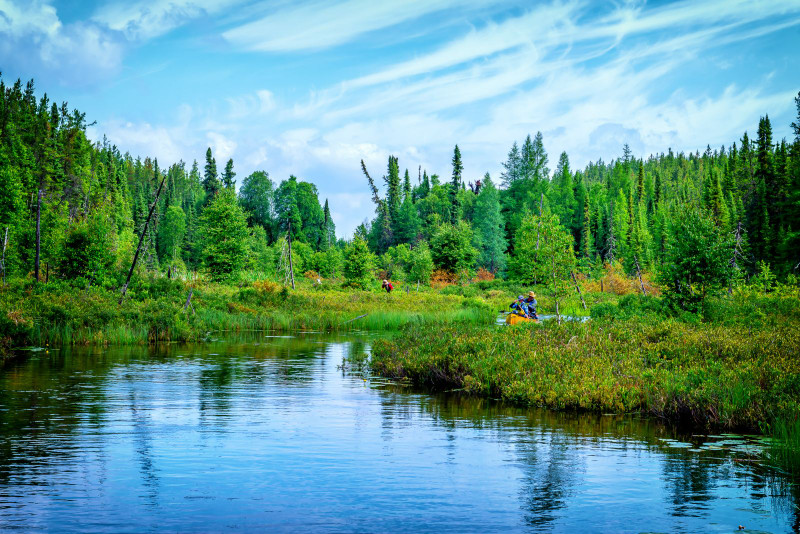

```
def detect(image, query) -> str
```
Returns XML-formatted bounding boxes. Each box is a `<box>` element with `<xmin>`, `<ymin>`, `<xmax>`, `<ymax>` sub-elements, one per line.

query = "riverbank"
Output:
<box><xmin>371</xmin><ymin>293</ymin><xmax>800</xmax><ymax>436</ymax></box>
<box><xmin>0</xmin><ymin>277</ymin><xmax>496</xmax><ymax>358</ymax></box>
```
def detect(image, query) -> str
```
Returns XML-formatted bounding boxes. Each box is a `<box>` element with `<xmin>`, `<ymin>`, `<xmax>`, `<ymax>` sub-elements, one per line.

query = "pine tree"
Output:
<box><xmin>501</xmin><ymin>141</ymin><xmax>522</xmax><ymax>186</ymax></box>
<box><xmin>202</xmin><ymin>147</ymin><xmax>220</xmax><ymax>200</ymax></box>
<box><xmin>222</xmin><ymin>158</ymin><xmax>235</xmax><ymax>189</ymax></box>
<box><xmin>450</xmin><ymin>145</ymin><xmax>463</xmax><ymax>224</ymax></box>
<box><xmin>472</xmin><ymin>175</ymin><xmax>507</xmax><ymax>273</ymax></box>
<box><xmin>636</xmin><ymin>161</ymin><xmax>644</xmax><ymax>203</ymax></box>
<box><xmin>403</xmin><ymin>169</ymin><xmax>411</xmax><ymax>201</ymax></box>
<box><xmin>581</xmin><ymin>199</ymin><xmax>593</xmax><ymax>259</ymax></box>
<box><xmin>386</xmin><ymin>155</ymin><xmax>401</xmax><ymax>226</ymax></box>
<box><xmin>322</xmin><ymin>199</ymin><xmax>336</xmax><ymax>250</ymax></box>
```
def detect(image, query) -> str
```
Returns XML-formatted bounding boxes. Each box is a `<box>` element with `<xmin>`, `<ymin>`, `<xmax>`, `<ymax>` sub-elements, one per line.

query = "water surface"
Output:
<box><xmin>1</xmin><ymin>333</ymin><xmax>797</xmax><ymax>533</ymax></box>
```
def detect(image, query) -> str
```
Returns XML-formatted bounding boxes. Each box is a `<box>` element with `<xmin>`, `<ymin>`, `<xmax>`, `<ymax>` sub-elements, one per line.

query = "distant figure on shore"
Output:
<box><xmin>382</xmin><ymin>279</ymin><xmax>393</xmax><ymax>293</ymax></box>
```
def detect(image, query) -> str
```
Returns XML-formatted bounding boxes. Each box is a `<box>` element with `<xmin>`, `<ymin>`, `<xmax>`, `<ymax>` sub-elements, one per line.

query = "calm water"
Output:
<box><xmin>1</xmin><ymin>333</ymin><xmax>797</xmax><ymax>533</ymax></box>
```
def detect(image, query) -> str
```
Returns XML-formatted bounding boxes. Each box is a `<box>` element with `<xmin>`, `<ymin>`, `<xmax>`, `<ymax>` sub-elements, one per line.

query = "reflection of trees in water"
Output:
<box><xmin>660</xmin><ymin>454</ymin><xmax>715</xmax><ymax>517</ymax></box>
<box><xmin>126</xmin><ymin>386</ymin><xmax>159</xmax><ymax>505</ymax></box>
<box><xmin>0</xmin><ymin>347</ymin><xmax>118</xmax><ymax>486</ymax></box>
<box><xmin>517</xmin><ymin>430</ymin><xmax>582</xmax><ymax>528</ymax></box>
<box><xmin>388</xmin><ymin>389</ymin><xmax>800</xmax><ymax>529</ymax></box>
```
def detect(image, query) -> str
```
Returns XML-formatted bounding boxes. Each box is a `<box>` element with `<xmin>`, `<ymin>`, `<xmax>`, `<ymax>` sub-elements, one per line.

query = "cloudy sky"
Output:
<box><xmin>2</xmin><ymin>0</ymin><xmax>799</xmax><ymax>236</ymax></box>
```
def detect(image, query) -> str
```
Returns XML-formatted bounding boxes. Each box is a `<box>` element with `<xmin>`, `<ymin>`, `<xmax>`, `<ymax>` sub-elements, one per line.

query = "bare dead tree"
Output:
<box><xmin>1</xmin><ymin>227</ymin><xmax>8</xmax><ymax>287</ymax></box>
<box><xmin>35</xmin><ymin>189</ymin><xmax>42</xmax><ymax>282</ymax></box>
<box><xmin>606</xmin><ymin>199</ymin><xmax>616</xmax><ymax>263</ymax></box>
<box><xmin>287</xmin><ymin>218</ymin><xmax>296</xmax><ymax>290</ymax></box>
<box><xmin>571</xmin><ymin>271</ymin><xmax>587</xmax><ymax>310</ymax></box>
<box><xmin>634</xmin><ymin>255</ymin><xmax>647</xmax><ymax>296</ymax></box>
<box><xmin>728</xmin><ymin>221</ymin><xmax>744</xmax><ymax>295</ymax></box>
<box><xmin>119</xmin><ymin>175</ymin><xmax>166</xmax><ymax>303</ymax></box>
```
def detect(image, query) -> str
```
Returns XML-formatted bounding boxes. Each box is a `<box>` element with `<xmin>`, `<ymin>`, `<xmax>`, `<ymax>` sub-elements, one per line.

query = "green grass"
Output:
<box><xmin>0</xmin><ymin>276</ymin><xmax>495</xmax><ymax>356</ymax></box>
<box><xmin>371</xmin><ymin>293</ymin><xmax>800</xmax><ymax>441</ymax></box>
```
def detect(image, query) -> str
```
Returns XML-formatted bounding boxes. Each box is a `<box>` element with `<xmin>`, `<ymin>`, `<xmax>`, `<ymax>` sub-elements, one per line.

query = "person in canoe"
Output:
<box><xmin>523</xmin><ymin>291</ymin><xmax>539</xmax><ymax>320</ymax></box>
<box><xmin>510</xmin><ymin>295</ymin><xmax>532</xmax><ymax>318</ymax></box>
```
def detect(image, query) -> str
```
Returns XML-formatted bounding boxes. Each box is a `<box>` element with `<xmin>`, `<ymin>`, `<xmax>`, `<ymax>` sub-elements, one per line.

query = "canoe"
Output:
<box><xmin>505</xmin><ymin>314</ymin><xmax>538</xmax><ymax>325</ymax></box>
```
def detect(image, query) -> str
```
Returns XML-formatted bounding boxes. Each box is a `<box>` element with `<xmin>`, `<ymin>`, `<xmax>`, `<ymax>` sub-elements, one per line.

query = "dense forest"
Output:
<box><xmin>1</xmin><ymin>75</ymin><xmax>799</xmax><ymax>302</ymax></box>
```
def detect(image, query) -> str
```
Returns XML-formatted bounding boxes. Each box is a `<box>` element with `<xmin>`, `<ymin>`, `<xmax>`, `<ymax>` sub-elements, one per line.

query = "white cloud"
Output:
<box><xmin>0</xmin><ymin>0</ymin><xmax>60</xmax><ymax>36</ymax></box>
<box><xmin>0</xmin><ymin>0</ymin><xmax>123</xmax><ymax>84</ymax></box>
<box><xmin>91</xmin><ymin>120</ymin><xmax>186</xmax><ymax>164</ymax></box>
<box><xmin>222</xmin><ymin>0</ymin><xmax>482</xmax><ymax>52</ymax></box>
<box><xmin>83</xmin><ymin>0</ymin><xmax>800</xmax><ymax>238</ymax></box>
<box><xmin>92</xmin><ymin>0</ymin><xmax>244</xmax><ymax>40</ymax></box>
<box><xmin>206</xmin><ymin>131</ymin><xmax>237</xmax><ymax>162</ymax></box>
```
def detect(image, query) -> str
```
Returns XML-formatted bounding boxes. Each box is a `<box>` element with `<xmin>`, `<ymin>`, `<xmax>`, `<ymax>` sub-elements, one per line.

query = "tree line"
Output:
<box><xmin>1</xmin><ymin>74</ymin><xmax>798</xmax><ymax>303</ymax></box>
<box><xmin>0</xmin><ymin>76</ymin><xmax>339</xmax><ymax>285</ymax></box>
<box><xmin>356</xmin><ymin>93</ymin><xmax>800</xmax><ymax>303</ymax></box>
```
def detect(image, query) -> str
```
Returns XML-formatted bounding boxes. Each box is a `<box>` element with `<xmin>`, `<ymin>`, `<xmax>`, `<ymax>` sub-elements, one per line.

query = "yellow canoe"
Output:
<box><xmin>505</xmin><ymin>314</ymin><xmax>538</xmax><ymax>325</ymax></box>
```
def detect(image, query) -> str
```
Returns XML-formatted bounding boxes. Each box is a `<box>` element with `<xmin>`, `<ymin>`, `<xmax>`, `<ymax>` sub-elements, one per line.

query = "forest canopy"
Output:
<box><xmin>1</xmin><ymin>75</ymin><xmax>798</xmax><ymax>298</ymax></box>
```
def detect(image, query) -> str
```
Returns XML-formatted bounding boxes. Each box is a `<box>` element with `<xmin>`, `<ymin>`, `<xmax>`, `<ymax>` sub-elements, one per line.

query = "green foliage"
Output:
<box><xmin>157</xmin><ymin>205</ymin><xmax>186</xmax><ymax>263</ymax></box>
<box><xmin>658</xmin><ymin>210</ymin><xmax>734</xmax><ymax>311</ymax></box>
<box><xmin>408</xmin><ymin>242</ymin><xmax>434</xmax><ymax>284</ymax></box>
<box><xmin>430</xmin><ymin>221</ymin><xmax>477</xmax><ymax>274</ymax></box>
<box><xmin>371</xmin><ymin>301</ymin><xmax>800</xmax><ymax>431</ymax></box>
<box><xmin>509</xmin><ymin>212</ymin><xmax>575</xmax><ymax>289</ymax></box>
<box><xmin>472</xmin><ymin>175</ymin><xmax>506</xmax><ymax>273</ymax></box>
<box><xmin>238</xmin><ymin>170</ymin><xmax>274</xmax><ymax>234</ymax></box>
<box><xmin>343</xmin><ymin>236</ymin><xmax>375</xmax><ymax>289</ymax></box>
<box><xmin>198</xmin><ymin>189</ymin><xmax>249</xmax><ymax>281</ymax></box>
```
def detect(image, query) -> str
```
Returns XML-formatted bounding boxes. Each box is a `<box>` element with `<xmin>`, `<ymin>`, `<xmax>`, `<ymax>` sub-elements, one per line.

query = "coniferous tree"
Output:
<box><xmin>202</xmin><ymin>147</ymin><xmax>220</xmax><ymax>201</ymax></box>
<box><xmin>222</xmin><ymin>158</ymin><xmax>236</xmax><ymax>189</ymax></box>
<box><xmin>450</xmin><ymin>145</ymin><xmax>463</xmax><ymax>224</ymax></box>
<box><xmin>403</xmin><ymin>169</ymin><xmax>411</xmax><ymax>201</ymax></box>
<box><xmin>472</xmin><ymin>175</ymin><xmax>506</xmax><ymax>273</ymax></box>
<box><xmin>501</xmin><ymin>141</ymin><xmax>522</xmax><ymax>186</ymax></box>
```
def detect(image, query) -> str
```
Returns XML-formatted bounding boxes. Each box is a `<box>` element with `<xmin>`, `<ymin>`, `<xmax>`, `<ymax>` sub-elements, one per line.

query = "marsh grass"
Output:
<box><xmin>371</xmin><ymin>295</ymin><xmax>800</xmax><ymax>441</ymax></box>
<box><xmin>0</xmin><ymin>277</ymin><xmax>495</xmax><ymax>354</ymax></box>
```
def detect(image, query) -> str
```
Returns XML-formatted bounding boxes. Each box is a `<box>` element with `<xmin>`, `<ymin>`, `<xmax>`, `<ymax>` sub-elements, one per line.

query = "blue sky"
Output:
<box><xmin>2</xmin><ymin>0</ymin><xmax>799</xmax><ymax>237</ymax></box>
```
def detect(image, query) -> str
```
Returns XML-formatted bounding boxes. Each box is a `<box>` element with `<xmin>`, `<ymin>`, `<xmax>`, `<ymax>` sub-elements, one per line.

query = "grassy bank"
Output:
<box><xmin>371</xmin><ymin>293</ymin><xmax>800</xmax><ymax>435</ymax></box>
<box><xmin>0</xmin><ymin>277</ymin><xmax>496</xmax><ymax>357</ymax></box>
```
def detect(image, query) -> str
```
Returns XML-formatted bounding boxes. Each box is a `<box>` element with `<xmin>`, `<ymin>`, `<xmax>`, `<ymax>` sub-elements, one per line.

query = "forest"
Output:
<box><xmin>1</xmin><ymin>75</ymin><xmax>798</xmax><ymax>308</ymax></box>
<box><xmin>1</xmin><ymin>75</ymin><xmax>800</xmax><ymax>453</ymax></box>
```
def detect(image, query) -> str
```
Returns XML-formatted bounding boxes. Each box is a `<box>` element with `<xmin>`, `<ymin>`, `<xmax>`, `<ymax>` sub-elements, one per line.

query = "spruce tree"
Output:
<box><xmin>202</xmin><ymin>147</ymin><xmax>220</xmax><ymax>200</ymax></box>
<box><xmin>473</xmin><ymin>175</ymin><xmax>507</xmax><ymax>273</ymax></box>
<box><xmin>450</xmin><ymin>145</ymin><xmax>463</xmax><ymax>224</ymax></box>
<box><xmin>222</xmin><ymin>158</ymin><xmax>235</xmax><ymax>189</ymax></box>
<box><xmin>581</xmin><ymin>199</ymin><xmax>593</xmax><ymax>260</ymax></box>
<box><xmin>501</xmin><ymin>141</ymin><xmax>522</xmax><ymax>186</ymax></box>
<box><xmin>403</xmin><ymin>169</ymin><xmax>411</xmax><ymax>201</ymax></box>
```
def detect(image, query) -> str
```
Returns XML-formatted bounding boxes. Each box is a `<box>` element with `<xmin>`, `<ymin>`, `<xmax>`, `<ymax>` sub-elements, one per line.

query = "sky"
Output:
<box><xmin>2</xmin><ymin>0</ymin><xmax>799</xmax><ymax>237</ymax></box>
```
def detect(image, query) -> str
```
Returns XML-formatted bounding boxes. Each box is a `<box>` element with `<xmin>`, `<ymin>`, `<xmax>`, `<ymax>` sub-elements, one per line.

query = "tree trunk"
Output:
<box><xmin>552</xmin><ymin>256</ymin><xmax>561</xmax><ymax>325</ymax></box>
<box><xmin>634</xmin><ymin>255</ymin><xmax>647</xmax><ymax>296</ymax></box>
<box><xmin>35</xmin><ymin>188</ymin><xmax>42</xmax><ymax>282</ymax></box>
<box><xmin>184</xmin><ymin>288</ymin><xmax>194</xmax><ymax>312</ymax></box>
<box><xmin>1</xmin><ymin>227</ymin><xmax>8</xmax><ymax>287</ymax></box>
<box><xmin>535</xmin><ymin>192</ymin><xmax>544</xmax><ymax>250</ymax></box>
<box><xmin>287</xmin><ymin>219</ymin><xmax>296</xmax><ymax>290</ymax></box>
<box><xmin>119</xmin><ymin>176</ymin><xmax>166</xmax><ymax>303</ymax></box>
<box><xmin>571</xmin><ymin>271</ymin><xmax>587</xmax><ymax>310</ymax></box>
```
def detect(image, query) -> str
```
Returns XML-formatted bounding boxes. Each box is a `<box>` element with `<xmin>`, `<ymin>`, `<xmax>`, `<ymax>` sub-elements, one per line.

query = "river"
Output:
<box><xmin>0</xmin><ymin>332</ymin><xmax>797</xmax><ymax>533</ymax></box>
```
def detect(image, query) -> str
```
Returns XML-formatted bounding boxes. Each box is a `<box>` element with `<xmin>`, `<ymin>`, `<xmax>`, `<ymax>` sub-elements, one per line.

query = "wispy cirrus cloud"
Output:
<box><xmin>92</xmin><ymin>0</ymin><xmax>245</xmax><ymax>40</ymax></box>
<box><xmin>30</xmin><ymin>0</ymin><xmax>797</xmax><ymax>238</ymax></box>
<box><xmin>222</xmin><ymin>0</ymin><xmax>485</xmax><ymax>52</ymax></box>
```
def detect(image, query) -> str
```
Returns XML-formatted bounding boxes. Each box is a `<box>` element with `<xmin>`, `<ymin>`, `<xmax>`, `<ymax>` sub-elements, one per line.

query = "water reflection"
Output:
<box><xmin>0</xmin><ymin>333</ymin><xmax>797</xmax><ymax>533</ymax></box>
